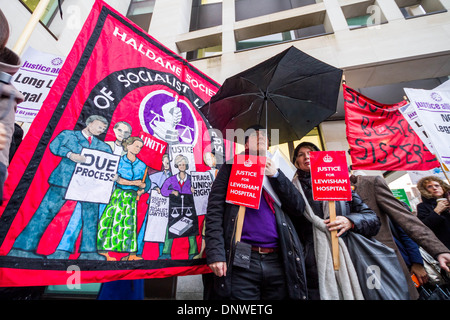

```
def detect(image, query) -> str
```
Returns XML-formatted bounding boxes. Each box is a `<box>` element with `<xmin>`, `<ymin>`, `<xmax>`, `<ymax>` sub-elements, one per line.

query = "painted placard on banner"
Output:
<box><xmin>0</xmin><ymin>0</ymin><xmax>221</xmax><ymax>287</ymax></box>
<box><xmin>143</xmin><ymin>189</ymin><xmax>170</xmax><ymax>242</ymax></box>
<box><xmin>139</xmin><ymin>130</ymin><xmax>167</xmax><ymax>170</ymax></box>
<box><xmin>226</xmin><ymin>154</ymin><xmax>266</xmax><ymax>209</ymax></box>
<box><xmin>65</xmin><ymin>148</ymin><xmax>120</xmax><ymax>203</ymax></box>
<box><xmin>191</xmin><ymin>171</ymin><xmax>213</xmax><ymax>216</ymax></box>
<box><xmin>12</xmin><ymin>47</ymin><xmax>65</xmax><ymax>122</ymax></box>
<box><xmin>404</xmin><ymin>87</ymin><xmax>450</xmax><ymax>170</ymax></box>
<box><xmin>310</xmin><ymin>151</ymin><xmax>352</xmax><ymax>201</ymax></box>
<box><xmin>343</xmin><ymin>84</ymin><xmax>439</xmax><ymax>171</ymax></box>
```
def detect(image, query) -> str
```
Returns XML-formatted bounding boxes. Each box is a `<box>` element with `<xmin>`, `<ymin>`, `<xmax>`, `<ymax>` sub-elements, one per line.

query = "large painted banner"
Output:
<box><xmin>343</xmin><ymin>84</ymin><xmax>439</xmax><ymax>171</ymax></box>
<box><xmin>0</xmin><ymin>0</ymin><xmax>222</xmax><ymax>287</ymax></box>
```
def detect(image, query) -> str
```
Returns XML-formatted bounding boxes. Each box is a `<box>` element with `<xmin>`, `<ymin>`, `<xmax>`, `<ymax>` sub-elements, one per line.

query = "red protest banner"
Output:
<box><xmin>226</xmin><ymin>154</ymin><xmax>266</xmax><ymax>209</ymax></box>
<box><xmin>343</xmin><ymin>84</ymin><xmax>439</xmax><ymax>171</ymax></box>
<box><xmin>310</xmin><ymin>151</ymin><xmax>352</xmax><ymax>201</ymax></box>
<box><xmin>0</xmin><ymin>0</ymin><xmax>221</xmax><ymax>287</ymax></box>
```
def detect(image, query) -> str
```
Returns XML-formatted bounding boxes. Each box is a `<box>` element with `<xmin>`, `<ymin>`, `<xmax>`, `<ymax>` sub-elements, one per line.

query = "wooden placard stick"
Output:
<box><xmin>329</xmin><ymin>200</ymin><xmax>340</xmax><ymax>270</ymax></box>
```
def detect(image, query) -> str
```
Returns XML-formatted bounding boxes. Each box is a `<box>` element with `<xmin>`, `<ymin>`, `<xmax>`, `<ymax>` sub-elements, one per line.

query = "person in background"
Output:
<box><xmin>0</xmin><ymin>9</ymin><xmax>43</xmax><ymax>300</ymax></box>
<box><xmin>205</xmin><ymin>125</ymin><xmax>309</xmax><ymax>300</ymax></box>
<box><xmin>416</xmin><ymin>176</ymin><xmax>450</xmax><ymax>250</ymax></box>
<box><xmin>389</xmin><ymin>216</ymin><xmax>428</xmax><ymax>287</ymax></box>
<box><xmin>0</xmin><ymin>9</ymin><xmax>24</xmax><ymax>203</ymax></box>
<box><xmin>291</xmin><ymin>142</ymin><xmax>380</xmax><ymax>299</ymax></box>
<box><xmin>350</xmin><ymin>172</ymin><xmax>450</xmax><ymax>299</ymax></box>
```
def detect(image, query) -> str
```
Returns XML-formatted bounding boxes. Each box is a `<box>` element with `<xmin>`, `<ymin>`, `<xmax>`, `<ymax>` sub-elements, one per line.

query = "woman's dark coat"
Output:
<box><xmin>293</xmin><ymin>170</ymin><xmax>381</xmax><ymax>300</ymax></box>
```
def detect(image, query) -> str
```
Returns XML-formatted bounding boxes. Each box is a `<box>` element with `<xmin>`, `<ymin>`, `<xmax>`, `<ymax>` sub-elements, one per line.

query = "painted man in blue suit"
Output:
<box><xmin>8</xmin><ymin>115</ymin><xmax>112</xmax><ymax>260</ymax></box>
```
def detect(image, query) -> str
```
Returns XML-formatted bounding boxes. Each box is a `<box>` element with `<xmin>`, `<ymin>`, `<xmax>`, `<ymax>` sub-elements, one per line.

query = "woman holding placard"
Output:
<box><xmin>291</xmin><ymin>141</ymin><xmax>380</xmax><ymax>300</ymax></box>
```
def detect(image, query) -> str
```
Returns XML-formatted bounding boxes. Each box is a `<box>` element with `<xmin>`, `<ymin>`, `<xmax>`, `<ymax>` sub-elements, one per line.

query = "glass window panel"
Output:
<box><xmin>20</xmin><ymin>0</ymin><xmax>61</xmax><ymax>28</ymax></box>
<box><xmin>201</xmin><ymin>0</ymin><xmax>222</xmax><ymax>4</ymax></box>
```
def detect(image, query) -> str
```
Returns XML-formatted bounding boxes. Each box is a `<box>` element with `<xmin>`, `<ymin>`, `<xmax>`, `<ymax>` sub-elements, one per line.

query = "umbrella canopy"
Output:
<box><xmin>200</xmin><ymin>46</ymin><xmax>343</xmax><ymax>144</ymax></box>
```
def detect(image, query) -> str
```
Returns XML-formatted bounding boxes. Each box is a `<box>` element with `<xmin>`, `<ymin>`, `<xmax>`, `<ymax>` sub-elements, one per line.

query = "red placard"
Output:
<box><xmin>139</xmin><ymin>131</ymin><xmax>167</xmax><ymax>170</ymax></box>
<box><xmin>226</xmin><ymin>154</ymin><xmax>266</xmax><ymax>209</ymax></box>
<box><xmin>310</xmin><ymin>151</ymin><xmax>352</xmax><ymax>201</ymax></box>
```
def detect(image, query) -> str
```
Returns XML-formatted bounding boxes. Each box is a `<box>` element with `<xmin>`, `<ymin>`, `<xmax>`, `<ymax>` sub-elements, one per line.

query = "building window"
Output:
<box><xmin>235</xmin><ymin>0</ymin><xmax>316</xmax><ymax>21</ymax></box>
<box><xmin>236</xmin><ymin>25</ymin><xmax>327</xmax><ymax>51</ymax></box>
<box><xmin>201</xmin><ymin>0</ymin><xmax>222</xmax><ymax>4</ymax></box>
<box><xmin>228</xmin><ymin>127</ymin><xmax>323</xmax><ymax>159</ymax></box>
<box><xmin>342</xmin><ymin>1</ymin><xmax>388</xmax><ymax>29</ymax></box>
<box><xmin>186</xmin><ymin>45</ymin><xmax>222</xmax><ymax>61</ymax></box>
<box><xmin>190</xmin><ymin>0</ymin><xmax>222</xmax><ymax>31</ymax></box>
<box><xmin>126</xmin><ymin>0</ymin><xmax>156</xmax><ymax>32</ymax></box>
<box><xmin>19</xmin><ymin>0</ymin><xmax>63</xmax><ymax>37</ymax></box>
<box><xmin>396</xmin><ymin>0</ymin><xmax>447</xmax><ymax>18</ymax></box>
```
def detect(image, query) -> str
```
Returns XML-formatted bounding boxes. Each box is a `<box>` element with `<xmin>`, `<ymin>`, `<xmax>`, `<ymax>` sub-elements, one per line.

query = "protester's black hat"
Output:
<box><xmin>292</xmin><ymin>141</ymin><xmax>321</xmax><ymax>164</ymax></box>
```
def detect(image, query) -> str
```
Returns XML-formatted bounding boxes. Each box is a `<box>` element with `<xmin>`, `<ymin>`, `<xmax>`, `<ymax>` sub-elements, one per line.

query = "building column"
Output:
<box><xmin>375</xmin><ymin>0</ymin><xmax>404</xmax><ymax>22</ymax></box>
<box><xmin>438</xmin><ymin>0</ymin><xmax>450</xmax><ymax>10</ymax></box>
<box><xmin>321</xmin><ymin>0</ymin><xmax>350</xmax><ymax>33</ymax></box>
<box><xmin>222</xmin><ymin>0</ymin><xmax>236</xmax><ymax>54</ymax></box>
<box><xmin>149</xmin><ymin>0</ymin><xmax>193</xmax><ymax>53</ymax></box>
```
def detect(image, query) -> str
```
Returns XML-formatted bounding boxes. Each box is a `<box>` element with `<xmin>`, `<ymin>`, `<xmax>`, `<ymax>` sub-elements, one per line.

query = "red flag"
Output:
<box><xmin>343</xmin><ymin>84</ymin><xmax>439</xmax><ymax>171</ymax></box>
<box><xmin>0</xmin><ymin>0</ymin><xmax>221</xmax><ymax>287</ymax></box>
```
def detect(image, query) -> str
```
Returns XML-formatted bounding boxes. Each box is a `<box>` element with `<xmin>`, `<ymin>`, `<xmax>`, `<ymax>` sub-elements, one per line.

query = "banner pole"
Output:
<box><xmin>440</xmin><ymin>163</ymin><xmax>450</xmax><ymax>183</ymax></box>
<box><xmin>328</xmin><ymin>200</ymin><xmax>340</xmax><ymax>270</ymax></box>
<box><xmin>12</xmin><ymin>0</ymin><xmax>52</xmax><ymax>56</ymax></box>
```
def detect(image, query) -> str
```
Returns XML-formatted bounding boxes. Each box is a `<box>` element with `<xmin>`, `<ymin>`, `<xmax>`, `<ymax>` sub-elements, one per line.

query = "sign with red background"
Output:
<box><xmin>226</xmin><ymin>154</ymin><xmax>266</xmax><ymax>209</ymax></box>
<box><xmin>310</xmin><ymin>151</ymin><xmax>352</xmax><ymax>201</ymax></box>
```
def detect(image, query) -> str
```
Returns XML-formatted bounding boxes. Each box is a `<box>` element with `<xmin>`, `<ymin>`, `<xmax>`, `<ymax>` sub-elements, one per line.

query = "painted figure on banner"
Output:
<box><xmin>8</xmin><ymin>115</ymin><xmax>112</xmax><ymax>260</ymax></box>
<box><xmin>204</xmin><ymin>151</ymin><xmax>218</xmax><ymax>181</ymax></box>
<box><xmin>97</xmin><ymin>136</ymin><xmax>150</xmax><ymax>261</ymax></box>
<box><xmin>142</xmin><ymin>154</ymin><xmax>172</xmax><ymax>258</ymax></box>
<box><xmin>159</xmin><ymin>154</ymin><xmax>199</xmax><ymax>259</ymax></box>
<box><xmin>106</xmin><ymin>121</ymin><xmax>132</xmax><ymax>156</ymax></box>
<box><xmin>48</xmin><ymin>120</ymin><xmax>132</xmax><ymax>259</ymax></box>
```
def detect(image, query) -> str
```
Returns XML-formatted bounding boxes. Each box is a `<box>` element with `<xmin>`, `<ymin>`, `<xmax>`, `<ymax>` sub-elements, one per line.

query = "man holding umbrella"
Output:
<box><xmin>205</xmin><ymin>125</ymin><xmax>308</xmax><ymax>300</ymax></box>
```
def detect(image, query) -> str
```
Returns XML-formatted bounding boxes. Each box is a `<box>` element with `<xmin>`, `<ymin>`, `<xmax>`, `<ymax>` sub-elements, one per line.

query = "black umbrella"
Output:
<box><xmin>200</xmin><ymin>46</ymin><xmax>343</xmax><ymax>144</ymax></box>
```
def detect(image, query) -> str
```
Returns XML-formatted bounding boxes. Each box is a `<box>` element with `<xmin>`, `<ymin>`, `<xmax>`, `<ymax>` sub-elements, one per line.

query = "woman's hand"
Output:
<box><xmin>434</xmin><ymin>199</ymin><xmax>449</xmax><ymax>215</ymax></box>
<box><xmin>324</xmin><ymin>216</ymin><xmax>353</xmax><ymax>237</ymax></box>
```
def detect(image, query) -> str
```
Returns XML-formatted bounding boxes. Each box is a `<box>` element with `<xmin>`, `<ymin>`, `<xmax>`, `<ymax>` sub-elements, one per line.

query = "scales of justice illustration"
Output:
<box><xmin>149</xmin><ymin>95</ymin><xmax>195</xmax><ymax>144</ymax></box>
<box><xmin>169</xmin><ymin>195</ymin><xmax>195</xmax><ymax>236</ymax></box>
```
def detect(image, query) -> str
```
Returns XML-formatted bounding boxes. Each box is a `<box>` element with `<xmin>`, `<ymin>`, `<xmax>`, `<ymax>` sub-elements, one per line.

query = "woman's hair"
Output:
<box><xmin>122</xmin><ymin>136</ymin><xmax>143</xmax><ymax>149</ymax></box>
<box><xmin>416</xmin><ymin>175</ymin><xmax>450</xmax><ymax>199</ymax></box>
<box><xmin>174</xmin><ymin>154</ymin><xmax>189</xmax><ymax>166</ymax></box>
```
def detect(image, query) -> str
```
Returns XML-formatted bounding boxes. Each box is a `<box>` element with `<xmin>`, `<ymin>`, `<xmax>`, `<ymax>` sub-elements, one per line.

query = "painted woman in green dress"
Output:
<box><xmin>97</xmin><ymin>136</ymin><xmax>150</xmax><ymax>261</ymax></box>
